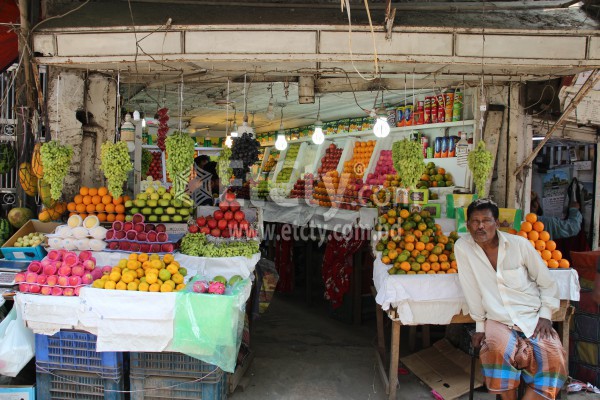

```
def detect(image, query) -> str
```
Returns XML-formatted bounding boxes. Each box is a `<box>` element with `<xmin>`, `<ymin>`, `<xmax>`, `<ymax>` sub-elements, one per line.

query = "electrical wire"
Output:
<box><xmin>341</xmin><ymin>0</ymin><xmax>379</xmax><ymax>82</ymax></box>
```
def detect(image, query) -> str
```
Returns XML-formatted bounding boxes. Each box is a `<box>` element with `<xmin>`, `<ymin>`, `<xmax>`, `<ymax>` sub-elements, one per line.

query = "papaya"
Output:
<box><xmin>31</xmin><ymin>142</ymin><xmax>43</xmax><ymax>178</ymax></box>
<box><xmin>38</xmin><ymin>202</ymin><xmax>67</xmax><ymax>222</ymax></box>
<box><xmin>18</xmin><ymin>162</ymin><xmax>38</xmax><ymax>197</ymax></box>
<box><xmin>38</xmin><ymin>178</ymin><xmax>56</xmax><ymax>208</ymax></box>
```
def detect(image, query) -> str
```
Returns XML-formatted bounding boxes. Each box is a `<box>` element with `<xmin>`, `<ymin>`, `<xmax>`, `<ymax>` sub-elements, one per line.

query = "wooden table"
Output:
<box><xmin>374</xmin><ymin>296</ymin><xmax>575</xmax><ymax>400</ymax></box>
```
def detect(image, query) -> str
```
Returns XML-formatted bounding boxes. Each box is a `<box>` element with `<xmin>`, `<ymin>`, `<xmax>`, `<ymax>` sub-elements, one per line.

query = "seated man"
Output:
<box><xmin>455</xmin><ymin>199</ymin><xmax>566</xmax><ymax>400</ymax></box>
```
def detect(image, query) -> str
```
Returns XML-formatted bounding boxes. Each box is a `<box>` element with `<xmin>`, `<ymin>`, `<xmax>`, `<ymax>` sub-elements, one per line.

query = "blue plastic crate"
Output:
<box><xmin>36</xmin><ymin>370</ymin><xmax>124</xmax><ymax>400</ymax></box>
<box><xmin>129</xmin><ymin>372</ymin><xmax>227</xmax><ymax>400</ymax></box>
<box><xmin>35</xmin><ymin>330</ymin><xmax>122</xmax><ymax>379</ymax></box>
<box><xmin>0</xmin><ymin>244</ymin><xmax>46</xmax><ymax>261</ymax></box>
<box><xmin>130</xmin><ymin>352</ymin><xmax>222</xmax><ymax>381</ymax></box>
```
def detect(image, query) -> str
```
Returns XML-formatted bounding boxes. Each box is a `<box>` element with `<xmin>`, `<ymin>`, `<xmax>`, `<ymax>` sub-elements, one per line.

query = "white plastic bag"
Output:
<box><xmin>0</xmin><ymin>306</ymin><xmax>35</xmax><ymax>377</ymax></box>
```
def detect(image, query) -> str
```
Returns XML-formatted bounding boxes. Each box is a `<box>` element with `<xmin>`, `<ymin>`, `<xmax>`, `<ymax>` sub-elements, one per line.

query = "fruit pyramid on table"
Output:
<box><xmin>67</xmin><ymin>186</ymin><xmax>129</xmax><ymax>224</ymax></box>
<box><xmin>375</xmin><ymin>209</ymin><xmax>459</xmax><ymax>275</ymax></box>
<box><xmin>509</xmin><ymin>213</ymin><xmax>570</xmax><ymax>269</ymax></box>
<box><xmin>125</xmin><ymin>185</ymin><xmax>194</xmax><ymax>223</ymax></box>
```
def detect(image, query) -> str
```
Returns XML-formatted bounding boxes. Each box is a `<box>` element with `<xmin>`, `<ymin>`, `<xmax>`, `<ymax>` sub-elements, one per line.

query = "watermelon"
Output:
<box><xmin>7</xmin><ymin>207</ymin><xmax>34</xmax><ymax>229</ymax></box>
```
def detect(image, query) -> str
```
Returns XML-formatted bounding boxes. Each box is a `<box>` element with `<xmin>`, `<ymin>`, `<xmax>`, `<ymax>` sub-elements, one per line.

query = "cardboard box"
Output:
<box><xmin>1</xmin><ymin>220</ymin><xmax>61</xmax><ymax>261</ymax></box>
<box><xmin>0</xmin><ymin>385</ymin><xmax>35</xmax><ymax>400</ymax></box>
<box><xmin>401</xmin><ymin>339</ymin><xmax>483</xmax><ymax>400</ymax></box>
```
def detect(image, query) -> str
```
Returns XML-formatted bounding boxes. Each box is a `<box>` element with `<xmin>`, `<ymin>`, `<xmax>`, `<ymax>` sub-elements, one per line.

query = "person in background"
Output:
<box><xmin>190</xmin><ymin>155</ymin><xmax>214</xmax><ymax>206</ymax></box>
<box><xmin>455</xmin><ymin>199</ymin><xmax>566</xmax><ymax>400</ymax></box>
<box><xmin>203</xmin><ymin>161</ymin><xmax>220</xmax><ymax>200</ymax></box>
<box><xmin>530</xmin><ymin>192</ymin><xmax>582</xmax><ymax>240</ymax></box>
<box><xmin>194</xmin><ymin>155</ymin><xmax>210</xmax><ymax>170</ymax></box>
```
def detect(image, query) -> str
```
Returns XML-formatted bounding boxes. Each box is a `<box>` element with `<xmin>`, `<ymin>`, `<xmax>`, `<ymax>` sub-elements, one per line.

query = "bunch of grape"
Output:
<box><xmin>100</xmin><ymin>141</ymin><xmax>133</xmax><ymax>199</ymax></box>
<box><xmin>230</xmin><ymin>132</ymin><xmax>260</xmax><ymax>180</ymax></box>
<box><xmin>146</xmin><ymin>151</ymin><xmax>163</xmax><ymax>180</ymax></box>
<box><xmin>165</xmin><ymin>131</ymin><xmax>195</xmax><ymax>199</ymax></box>
<box><xmin>39</xmin><ymin>140</ymin><xmax>74</xmax><ymax>200</ymax></box>
<box><xmin>156</xmin><ymin>107</ymin><xmax>169</xmax><ymax>152</ymax></box>
<box><xmin>468</xmin><ymin>141</ymin><xmax>493</xmax><ymax>197</ymax></box>
<box><xmin>392</xmin><ymin>139</ymin><xmax>424</xmax><ymax>189</ymax></box>
<box><xmin>217</xmin><ymin>146</ymin><xmax>232</xmax><ymax>188</ymax></box>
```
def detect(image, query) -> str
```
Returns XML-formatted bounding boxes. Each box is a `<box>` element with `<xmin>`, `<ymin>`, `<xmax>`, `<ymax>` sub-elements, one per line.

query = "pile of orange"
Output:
<box><xmin>66</xmin><ymin>186</ymin><xmax>130</xmax><ymax>223</ymax></box>
<box><xmin>343</xmin><ymin>140</ymin><xmax>375</xmax><ymax>178</ymax></box>
<box><xmin>511</xmin><ymin>213</ymin><xmax>570</xmax><ymax>269</ymax></box>
<box><xmin>376</xmin><ymin>209</ymin><xmax>460</xmax><ymax>275</ymax></box>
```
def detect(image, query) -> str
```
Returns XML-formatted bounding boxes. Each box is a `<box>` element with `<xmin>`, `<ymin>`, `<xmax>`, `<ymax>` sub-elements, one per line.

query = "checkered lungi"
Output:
<box><xmin>479</xmin><ymin>319</ymin><xmax>568</xmax><ymax>400</ymax></box>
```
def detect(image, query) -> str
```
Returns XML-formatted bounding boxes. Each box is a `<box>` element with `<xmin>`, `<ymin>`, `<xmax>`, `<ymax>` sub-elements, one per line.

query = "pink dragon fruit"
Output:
<box><xmin>208</xmin><ymin>281</ymin><xmax>226</xmax><ymax>295</ymax></box>
<box><xmin>193</xmin><ymin>280</ymin><xmax>209</xmax><ymax>293</ymax></box>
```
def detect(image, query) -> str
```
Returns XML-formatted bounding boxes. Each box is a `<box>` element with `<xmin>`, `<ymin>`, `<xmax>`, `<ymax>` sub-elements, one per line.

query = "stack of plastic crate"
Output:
<box><xmin>129</xmin><ymin>352</ymin><xmax>227</xmax><ymax>400</ymax></box>
<box><xmin>35</xmin><ymin>330</ymin><xmax>125</xmax><ymax>400</ymax></box>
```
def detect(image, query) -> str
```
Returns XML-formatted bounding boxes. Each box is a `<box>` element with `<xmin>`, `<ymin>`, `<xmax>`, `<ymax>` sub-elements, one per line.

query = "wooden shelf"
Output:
<box><xmin>259</xmin><ymin>120</ymin><xmax>475</xmax><ymax>147</ymax></box>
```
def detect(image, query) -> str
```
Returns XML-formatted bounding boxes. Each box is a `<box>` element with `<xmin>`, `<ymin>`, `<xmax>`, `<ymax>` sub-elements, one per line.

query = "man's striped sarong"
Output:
<box><xmin>479</xmin><ymin>319</ymin><xmax>567</xmax><ymax>400</ymax></box>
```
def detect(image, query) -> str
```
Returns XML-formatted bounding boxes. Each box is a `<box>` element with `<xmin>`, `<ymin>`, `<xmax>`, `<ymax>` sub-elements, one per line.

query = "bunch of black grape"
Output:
<box><xmin>230</xmin><ymin>132</ymin><xmax>260</xmax><ymax>180</ymax></box>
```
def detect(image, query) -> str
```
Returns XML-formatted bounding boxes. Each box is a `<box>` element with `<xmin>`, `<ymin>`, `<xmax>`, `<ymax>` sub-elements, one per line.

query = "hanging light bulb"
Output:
<box><xmin>231</xmin><ymin>112</ymin><xmax>238</xmax><ymax>138</ymax></box>
<box><xmin>275</xmin><ymin>107</ymin><xmax>287</xmax><ymax>151</ymax></box>
<box><xmin>311</xmin><ymin>97</ymin><xmax>324</xmax><ymax>145</ymax></box>
<box><xmin>225</xmin><ymin>135</ymin><xmax>233</xmax><ymax>148</ymax></box>
<box><xmin>132</xmin><ymin>110</ymin><xmax>140</xmax><ymax>121</ymax></box>
<box><xmin>373</xmin><ymin>105</ymin><xmax>390</xmax><ymax>138</ymax></box>
<box><xmin>141</xmin><ymin>117</ymin><xmax>146</xmax><ymax>128</ymax></box>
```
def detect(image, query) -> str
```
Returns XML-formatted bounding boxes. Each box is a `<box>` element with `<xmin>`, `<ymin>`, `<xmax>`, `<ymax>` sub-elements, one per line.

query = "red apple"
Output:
<box><xmin>210</xmin><ymin>228</ymin><xmax>221</xmax><ymax>237</ymax></box>
<box><xmin>219</xmin><ymin>201</ymin><xmax>230</xmax><ymax>212</ymax></box>
<box><xmin>225</xmin><ymin>192</ymin><xmax>236</xmax><ymax>202</ymax></box>
<box><xmin>224</xmin><ymin>211</ymin><xmax>233</xmax><ymax>221</ymax></box>
<box><xmin>213</xmin><ymin>210</ymin><xmax>224</xmax><ymax>221</ymax></box>
<box><xmin>229</xmin><ymin>200</ymin><xmax>241</xmax><ymax>212</ymax></box>
<box><xmin>218</xmin><ymin>219</ymin><xmax>228</xmax><ymax>230</ymax></box>
<box><xmin>196</xmin><ymin>217</ymin><xmax>206</xmax><ymax>227</ymax></box>
<box><xmin>188</xmin><ymin>225</ymin><xmax>199</xmax><ymax>233</ymax></box>
<box><xmin>208</xmin><ymin>219</ymin><xmax>218</xmax><ymax>229</ymax></box>
<box><xmin>234</xmin><ymin>211</ymin><xmax>245</xmax><ymax>222</ymax></box>
<box><xmin>200</xmin><ymin>226</ymin><xmax>211</xmax><ymax>235</ymax></box>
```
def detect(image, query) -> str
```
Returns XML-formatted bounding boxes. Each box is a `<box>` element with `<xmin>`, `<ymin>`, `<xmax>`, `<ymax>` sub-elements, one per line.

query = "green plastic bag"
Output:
<box><xmin>171</xmin><ymin>277</ymin><xmax>251</xmax><ymax>373</ymax></box>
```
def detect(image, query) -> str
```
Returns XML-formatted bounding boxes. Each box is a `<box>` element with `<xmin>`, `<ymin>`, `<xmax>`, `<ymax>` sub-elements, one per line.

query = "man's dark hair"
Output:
<box><xmin>467</xmin><ymin>198</ymin><xmax>499</xmax><ymax>220</ymax></box>
<box><xmin>194</xmin><ymin>155</ymin><xmax>210</xmax><ymax>167</ymax></box>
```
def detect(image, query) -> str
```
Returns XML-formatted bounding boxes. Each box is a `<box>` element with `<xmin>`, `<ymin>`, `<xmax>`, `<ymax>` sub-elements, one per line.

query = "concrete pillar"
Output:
<box><xmin>46</xmin><ymin>69</ymin><xmax>117</xmax><ymax>198</ymax></box>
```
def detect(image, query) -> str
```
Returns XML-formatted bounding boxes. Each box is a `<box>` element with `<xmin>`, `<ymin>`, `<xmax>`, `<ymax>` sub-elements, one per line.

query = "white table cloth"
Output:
<box><xmin>373</xmin><ymin>255</ymin><xmax>580</xmax><ymax>324</ymax></box>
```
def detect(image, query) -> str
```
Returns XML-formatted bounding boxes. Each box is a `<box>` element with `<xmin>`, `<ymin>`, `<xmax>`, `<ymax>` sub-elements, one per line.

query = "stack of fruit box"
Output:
<box><xmin>129</xmin><ymin>352</ymin><xmax>227</xmax><ymax>400</ymax></box>
<box><xmin>35</xmin><ymin>330</ymin><xmax>124</xmax><ymax>400</ymax></box>
<box><xmin>569</xmin><ymin>251</ymin><xmax>600</xmax><ymax>386</ymax></box>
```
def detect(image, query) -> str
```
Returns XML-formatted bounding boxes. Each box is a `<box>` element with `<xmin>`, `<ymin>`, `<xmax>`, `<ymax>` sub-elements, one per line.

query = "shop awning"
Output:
<box><xmin>0</xmin><ymin>0</ymin><xmax>19</xmax><ymax>73</ymax></box>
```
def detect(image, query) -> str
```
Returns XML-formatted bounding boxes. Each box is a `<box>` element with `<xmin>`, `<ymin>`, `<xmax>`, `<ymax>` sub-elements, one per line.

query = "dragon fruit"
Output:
<box><xmin>208</xmin><ymin>281</ymin><xmax>226</xmax><ymax>295</ymax></box>
<box><xmin>193</xmin><ymin>280</ymin><xmax>209</xmax><ymax>293</ymax></box>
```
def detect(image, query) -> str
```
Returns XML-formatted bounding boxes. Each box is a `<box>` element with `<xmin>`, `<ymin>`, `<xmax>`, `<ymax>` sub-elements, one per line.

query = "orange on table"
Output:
<box><xmin>98</xmin><ymin>187</ymin><xmax>108</xmax><ymax>196</ymax></box>
<box><xmin>548</xmin><ymin>259</ymin><xmax>559</xmax><ymax>268</ymax></box>
<box><xmin>533</xmin><ymin>221</ymin><xmax>544</xmax><ymax>232</ymax></box>
<box><xmin>545</xmin><ymin>240</ymin><xmax>557</xmax><ymax>251</ymax></box>
<box><xmin>102</xmin><ymin>195</ymin><xmax>112</xmax><ymax>205</ymax></box>
<box><xmin>86</xmin><ymin>204</ymin><xmax>96</xmax><ymax>213</ymax></box>
<box><xmin>105</xmin><ymin>204</ymin><xmax>115</xmax><ymax>213</ymax></box>
<box><xmin>97</xmin><ymin>213</ymin><xmax>107</xmax><ymax>222</ymax></box>
<box><xmin>559</xmin><ymin>259</ymin><xmax>570</xmax><ymax>268</ymax></box>
<box><xmin>76</xmin><ymin>204</ymin><xmax>86</xmax><ymax>213</ymax></box>
<box><xmin>79</xmin><ymin>187</ymin><xmax>89</xmax><ymax>196</ymax></box>
<box><xmin>528</xmin><ymin>230</ymin><xmax>539</xmax><ymax>241</ymax></box>
<box><xmin>116</xmin><ymin>214</ymin><xmax>126</xmax><ymax>222</ymax></box>
<box><xmin>525</xmin><ymin>213</ymin><xmax>538</xmax><ymax>224</ymax></box>
<box><xmin>88</xmin><ymin>187</ymin><xmax>98</xmax><ymax>196</ymax></box>
<box><xmin>79</xmin><ymin>213</ymin><xmax>87</xmax><ymax>219</ymax></box>
<box><xmin>541</xmin><ymin>249</ymin><xmax>552</xmax><ymax>261</ymax></box>
<box><xmin>520</xmin><ymin>221</ymin><xmax>533</xmax><ymax>233</ymax></box>
<box><xmin>535</xmin><ymin>240</ymin><xmax>546</xmax><ymax>251</ymax></box>
<box><xmin>115</xmin><ymin>204</ymin><xmax>125</xmax><ymax>214</ymax></box>
<box><xmin>92</xmin><ymin>195</ymin><xmax>102</xmax><ymax>205</ymax></box>
<box><xmin>67</xmin><ymin>202</ymin><xmax>77</xmax><ymax>212</ymax></box>
<box><xmin>517</xmin><ymin>231</ymin><xmax>528</xmax><ymax>239</ymax></box>
<box><xmin>539</xmin><ymin>231</ymin><xmax>550</xmax><ymax>242</ymax></box>
<box><xmin>74</xmin><ymin>194</ymin><xmax>83</xmax><ymax>204</ymax></box>
<box><xmin>106</xmin><ymin>214</ymin><xmax>116</xmax><ymax>222</ymax></box>
<box><xmin>96</xmin><ymin>203</ymin><xmax>105</xmax><ymax>212</ymax></box>
<box><xmin>113</xmin><ymin>196</ymin><xmax>123</xmax><ymax>205</ymax></box>
<box><xmin>82</xmin><ymin>195</ymin><xmax>92</xmax><ymax>205</ymax></box>
<box><xmin>551</xmin><ymin>250</ymin><xmax>562</xmax><ymax>260</ymax></box>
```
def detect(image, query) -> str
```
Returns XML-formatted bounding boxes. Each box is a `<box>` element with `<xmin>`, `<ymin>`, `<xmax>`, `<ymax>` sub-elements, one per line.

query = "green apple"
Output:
<box><xmin>148</xmin><ymin>215</ymin><xmax>158</xmax><ymax>222</ymax></box>
<box><xmin>145</xmin><ymin>187</ymin><xmax>156</xmax><ymax>194</ymax></box>
<box><xmin>125</xmin><ymin>215</ymin><xmax>134</xmax><ymax>222</ymax></box>
<box><xmin>147</xmin><ymin>200</ymin><xmax>158</xmax><ymax>208</ymax></box>
<box><xmin>178</xmin><ymin>208</ymin><xmax>190</xmax><ymax>216</ymax></box>
<box><xmin>162</xmin><ymin>193</ymin><xmax>172</xmax><ymax>201</ymax></box>
<box><xmin>142</xmin><ymin>207</ymin><xmax>152</xmax><ymax>215</ymax></box>
<box><xmin>124</xmin><ymin>200</ymin><xmax>134</xmax><ymax>208</ymax></box>
<box><xmin>172</xmin><ymin>215</ymin><xmax>183</xmax><ymax>222</ymax></box>
<box><xmin>130</xmin><ymin>207</ymin><xmax>140</xmax><ymax>214</ymax></box>
<box><xmin>213</xmin><ymin>275</ymin><xmax>227</xmax><ymax>284</ymax></box>
<box><xmin>160</xmin><ymin>215</ymin><xmax>171</xmax><ymax>222</ymax></box>
<box><xmin>158</xmin><ymin>199</ymin><xmax>170</xmax><ymax>207</ymax></box>
<box><xmin>154</xmin><ymin>207</ymin><xmax>164</xmax><ymax>215</ymax></box>
<box><xmin>138</xmin><ymin>193</ymin><xmax>148</xmax><ymax>201</ymax></box>
<box><xmin>166</xmin><ymin>207</ymin><xmax>176</xmax><ymax>215</ymax></box>
<box><xmin>134</xmin><ymin>199</ymin><xmax>146</xmax><ymax>208</ymax></box>
<box><xmin>171</xmin><ymin>199</ymin><xmax>182</xmax><ymax>208</ymax></box>
<box><xmin>150</xmin><ymin>193</ymin><xmax>160</xmax><ymax>201</ymax></box>
<box><xmin>157</xmin><ymin>187</ymin><xmax>167</xmax><ymax>196</ymax></box>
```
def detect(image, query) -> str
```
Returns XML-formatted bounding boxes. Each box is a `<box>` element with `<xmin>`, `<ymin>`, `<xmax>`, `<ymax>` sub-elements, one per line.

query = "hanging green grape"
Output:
<box><xmin>39</xmin><ymin>141</ymin><xmax>74</xmax><ymax>200</ymax></box>
<box><xmin>392</xmin><ymin>139</ymin><xmax>424</xmax><ymax>189</ymax></box>
<box><xmin>468</xmin><ymin>140</ymin><xmax>493</xmax><ymax>198</ymax></box>
<box><xmin>100</xmin><ymin>141</ymin><xmax>133</xmax><ymax>199</ymax></box>
<box><xmin>165</xmin><ymin>131</ymin><xmax>195</xmax><ymax>199</ymax></box>
<box><xmin>217</xmin><ymin>147</ymin><xmax>232</xmax><ymax>187</ymax></box>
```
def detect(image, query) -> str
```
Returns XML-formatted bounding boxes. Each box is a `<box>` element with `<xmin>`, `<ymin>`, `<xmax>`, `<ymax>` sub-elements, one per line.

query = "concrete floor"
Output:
<box><xmin>231</xmin><ymin>293</ymin><xmax>594</xmax><ymax>400</ymax></box>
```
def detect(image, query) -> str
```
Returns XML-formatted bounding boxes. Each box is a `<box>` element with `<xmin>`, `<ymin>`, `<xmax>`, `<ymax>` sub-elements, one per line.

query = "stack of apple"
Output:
<box><xmin>289</xmin><ymin>173</ymin><xmax>314</xmax><ymax>199</ymax></box>
<box><xmin>16</xmin><ymin>250</ymin><xmax>105</xmax><ymax>296</ymax></box>
<box><xmin>317</xmin><ymin>144</ymin><xmax>343</xmax><ymax>177</ymax></box>
<box><xmin>146</xmin><ymin>151</ymin><xmax>163</xmax><ymax>181</ymax></box>
<box><xmin>366</xmin><ymin>150</ymin><xmax>394</xmax><ymax>185</ymax></box>
<box><xmin>105</xmin><ymin>214</ymin><xmax>176</xmax><ymax>253</ymax></box>
<box><xmin>125</xmin><ymin>185</ymin><xmax>193</xmax><ymax>223</ymax></box>
<box><xmin>187</xmin><ymin>192</ymin><xmax>257</xmax><ymax>238</ymax></box>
